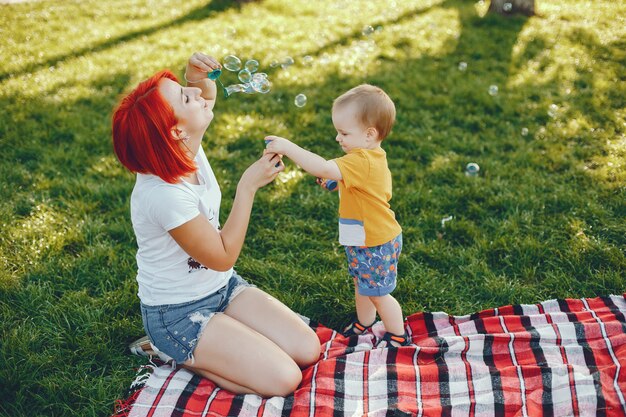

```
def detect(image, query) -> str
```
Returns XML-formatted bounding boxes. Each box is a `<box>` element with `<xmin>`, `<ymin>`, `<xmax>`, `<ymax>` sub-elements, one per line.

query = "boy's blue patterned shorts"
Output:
<box><xmin>345</xmin><ymin>233</ymin><xmax>402</xmax><ymax>296</ymax></box>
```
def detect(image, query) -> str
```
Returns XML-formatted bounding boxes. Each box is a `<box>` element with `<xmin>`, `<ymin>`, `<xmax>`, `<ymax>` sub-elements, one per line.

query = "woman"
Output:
<box><xmin>112</xmin><ymin>52</ymin><xmax>321</xmax><ymax>397</ymax></box>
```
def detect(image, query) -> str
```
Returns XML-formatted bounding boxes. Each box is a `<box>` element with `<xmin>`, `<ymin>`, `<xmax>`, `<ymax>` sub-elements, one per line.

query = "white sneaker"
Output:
<box><xmin>129</xmin><ymin>336</ymin><xmax>174</xmax><ymax>363</ymax></box>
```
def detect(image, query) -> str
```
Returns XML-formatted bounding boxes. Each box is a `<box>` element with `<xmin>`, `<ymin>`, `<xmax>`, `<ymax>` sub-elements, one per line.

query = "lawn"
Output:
<box><xmin>0</xmin><ymin>0</ymin><xmax>624</xmax><ymax>415</ymax></box>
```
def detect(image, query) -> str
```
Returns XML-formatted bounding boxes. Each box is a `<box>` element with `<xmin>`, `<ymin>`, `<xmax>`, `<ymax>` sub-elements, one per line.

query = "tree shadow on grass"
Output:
<box><xmin>0</xmin><ymin>0</ymin><xmax>251</xmax><ymax>82</ymax></box>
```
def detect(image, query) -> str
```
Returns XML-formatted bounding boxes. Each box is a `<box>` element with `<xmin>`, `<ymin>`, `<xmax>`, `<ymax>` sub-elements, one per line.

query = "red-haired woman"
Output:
<box><xmin>112</xmin><ymin>52</ymin><xmax>320</xmax><ymax>397</ymax></box>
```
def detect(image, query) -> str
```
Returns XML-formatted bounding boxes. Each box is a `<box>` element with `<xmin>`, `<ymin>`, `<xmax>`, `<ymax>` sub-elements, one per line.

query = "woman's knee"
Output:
<box><xmin>292</xmin><ymin>331</ymin><xmax>321</xmax><ymax>367</ymax></box>
<box><xmin>259</xmin><ymin>361</ymin><xmax>302</xmax><ymax>397</ymax></box>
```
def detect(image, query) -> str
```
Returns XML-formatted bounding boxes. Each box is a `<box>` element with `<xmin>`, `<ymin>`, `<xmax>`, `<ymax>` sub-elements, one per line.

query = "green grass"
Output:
<box><xmin>1</xmin><ymin>0</ymin><xmax>625</xmax><ymax>415</ymax></box>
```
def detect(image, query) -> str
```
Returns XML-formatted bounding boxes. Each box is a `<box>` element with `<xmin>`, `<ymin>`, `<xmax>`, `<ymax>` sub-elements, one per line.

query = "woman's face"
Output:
<box><xmin>159</xmin><ymin>78</ymin><xmax>213</xmax><ymax>138</ymax></box>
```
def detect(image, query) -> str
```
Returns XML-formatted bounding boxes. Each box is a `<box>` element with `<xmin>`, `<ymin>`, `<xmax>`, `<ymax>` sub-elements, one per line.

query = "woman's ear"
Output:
<box><xmin>171</xmin><ymin>127</ymin><xmax>188</xmax><ymax>141</ymax></box>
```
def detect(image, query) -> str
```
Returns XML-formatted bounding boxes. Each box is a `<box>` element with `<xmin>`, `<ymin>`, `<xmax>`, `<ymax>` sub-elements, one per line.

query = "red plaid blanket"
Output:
<box><xmin>114</xmin><ymin>295</ymin><xmax>626</xmax><ymax>417</ymax></box>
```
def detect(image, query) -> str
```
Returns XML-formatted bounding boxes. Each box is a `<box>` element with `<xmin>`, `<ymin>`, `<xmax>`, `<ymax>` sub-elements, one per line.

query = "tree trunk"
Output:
<box><xmin>489</xmin><ymin>0</ymin><xmax>535</xmax><ymax>16</ymax></box>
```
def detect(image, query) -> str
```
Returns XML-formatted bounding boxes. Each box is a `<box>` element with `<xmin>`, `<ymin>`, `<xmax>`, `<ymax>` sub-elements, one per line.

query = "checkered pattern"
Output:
<box><xmin>114</xmin><ymin>294</ymin><xmax>626</xmax><ymax>417</ymax></box>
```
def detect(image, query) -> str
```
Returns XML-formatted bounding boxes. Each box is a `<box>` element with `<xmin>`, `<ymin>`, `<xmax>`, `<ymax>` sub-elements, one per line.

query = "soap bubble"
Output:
<box><xmin>225</xmin><ymin>84</ymin><xmax>245</xmax><ymax>96</ymax></box>
<box><xmin>223</xmin><ymin>55</ymin><xmax>242</xmax><ymax>72</ymax></box>
<box><xmin>503</xmin><ymin>2</ymin><xmax>513</xmax><ymax>12</ymax></box>
<box><xmin>294</xmin><ymin>93</ymin><xmax>307</xmax><ymax>107</ymax></box>
<box><xmin>465</xmin><ymin>162</ymin><xmax>480</xmax><ymax>176</ymax></box>
<box><xmin>238</xmin><ymin>69</ymin><xmax>252</xmax><ymax>83</ymax></box>
<box><xmin>281</xmin><ymin>56</ymin><xmax>295</xmax><ymax>69</ymax></box>
<box><xmin>251</xmin><ymin>73</ymin><xmax>270</xmax><ymax>93</ymax></box>
<box><xmin>548</xmin><ymin>104</ymin><xmax>558</xmax><ymax>118</ymax></box>
<box><xmin>244</xmin><ymin>59</ymin><xmax>259</xmax><ymax>73</ymax></box>
<box><xmin>488</xmin><ymin>85</ymin><xmax>498</xmax><ymax>96</ymax></box>
<box><xmin>253</xmin><ymin>78</ymin><xmax>271</xmax><ymax>94</ymax></box>
<box><xmin>362</xmin><ymin>25</ymin><xmax>374</xmax><ymax>36</ymax></box>
<box><xmin>521</xmin><ymin>127</ymin><xmax>529</xmax><ymax>136</ymax></box>
<box><xmin>458</xmin><ymin>61</ymin><xmax>467</xmax><ymax>71</ymax></box>
<box><xmin>270</xmin><ymin>60</ymin><xmax>279</xmax><ymax>68</ymax></box>
<box><xmin>302</xmin><ymin>55</ymin><xmax>314</xmax><ymax>66</ymax></box>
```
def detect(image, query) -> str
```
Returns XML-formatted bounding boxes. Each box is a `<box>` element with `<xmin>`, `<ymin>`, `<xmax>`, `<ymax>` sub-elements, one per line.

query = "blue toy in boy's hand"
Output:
<box><xmin>317</xmin><ymin>178</ymin><xmax>338</xmax><ymax>191</ymax></box>
<box><xmin>264</xmin><ymin>139</ymin><xmax>281</xmax><ymax>168</ymax></box>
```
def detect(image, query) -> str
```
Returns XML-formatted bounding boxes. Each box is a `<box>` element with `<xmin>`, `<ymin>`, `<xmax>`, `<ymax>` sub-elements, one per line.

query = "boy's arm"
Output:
<box><xmin>265</xmin><ymin>135</ymin><xmax>342</xmax><ymax>180</ymax></box>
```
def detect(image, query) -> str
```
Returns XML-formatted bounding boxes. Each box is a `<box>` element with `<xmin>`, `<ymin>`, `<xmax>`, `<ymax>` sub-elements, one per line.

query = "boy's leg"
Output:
<box><xmin>354</xmin><ymin>277</ymin><xmax>377</xmax><ymax>329</ymax></box>
<box><xmin>369</xmin><ymin>294</ymin><xmax>405</xmax><ymax>335</ymax></box>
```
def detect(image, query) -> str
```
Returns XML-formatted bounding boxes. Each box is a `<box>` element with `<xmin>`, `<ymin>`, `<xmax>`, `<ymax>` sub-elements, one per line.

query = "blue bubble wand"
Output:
<box><xmin>207</xmin><ymin>68</ymin><xmax>231</xmax><ymax>98</ymax></box>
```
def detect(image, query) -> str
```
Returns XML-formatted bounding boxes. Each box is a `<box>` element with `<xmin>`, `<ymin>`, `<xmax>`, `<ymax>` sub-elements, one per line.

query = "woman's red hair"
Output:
<box><xmin>112</xmin><ymin>70</ymin><xmax>196</xmax><ymax>184</ymax></box>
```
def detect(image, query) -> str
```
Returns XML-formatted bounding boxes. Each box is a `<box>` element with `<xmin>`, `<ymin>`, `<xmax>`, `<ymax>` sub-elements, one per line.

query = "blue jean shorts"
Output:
<box><xmin>345</xmin><ymin>233</ymin><xmax>402</xmax><ymax>296</ymax></box>
<box><xmin>140</xmin><ymin>272</ymin><xmax>252</xmax><ymax>365</ymax></box>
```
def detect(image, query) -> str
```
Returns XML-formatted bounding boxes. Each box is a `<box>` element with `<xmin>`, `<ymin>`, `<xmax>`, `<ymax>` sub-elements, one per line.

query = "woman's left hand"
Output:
<box><xmin>185</xmin><ymin>52</ymin><xmax>222</xmax><ymax>83</ymax></box>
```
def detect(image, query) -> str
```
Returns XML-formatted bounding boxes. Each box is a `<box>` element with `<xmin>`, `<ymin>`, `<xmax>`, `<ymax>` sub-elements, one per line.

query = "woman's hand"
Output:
<box><xmin>185</xmin><ymin>52</ymin><xmax>222</xmax><ymax>83</ymax></box>
<box><xmin>238</xmin><ymin>153</ymin><xmax>284</xmax><ymax>194</ymax></box>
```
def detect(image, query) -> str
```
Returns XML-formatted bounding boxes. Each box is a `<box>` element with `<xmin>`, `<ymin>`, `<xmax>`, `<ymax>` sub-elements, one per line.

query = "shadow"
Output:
<box><xmin>0</xmin><ymin>0</ymin><xmax>250</xmax><ymax>82</ymax></box>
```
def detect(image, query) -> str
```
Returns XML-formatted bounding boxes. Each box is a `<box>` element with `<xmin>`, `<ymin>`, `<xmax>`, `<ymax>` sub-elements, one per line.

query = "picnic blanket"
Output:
<box><xmin>113</xmin><ymin>294</ymin><xmax>626</xmax><ymax>417</ymax></box>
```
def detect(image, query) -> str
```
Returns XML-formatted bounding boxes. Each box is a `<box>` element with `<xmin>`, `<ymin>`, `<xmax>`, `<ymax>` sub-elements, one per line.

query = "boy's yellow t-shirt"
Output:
<box><xmin>333</xmin><ymin>147</ymin><xmax>402</xmax><ymax>247</ymax></box>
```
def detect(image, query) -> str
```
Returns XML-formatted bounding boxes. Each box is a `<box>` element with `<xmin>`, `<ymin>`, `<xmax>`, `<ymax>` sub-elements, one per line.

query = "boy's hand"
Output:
<box><xmin>264</xmin><ymin>135</ymin><xmax>292</xmax><ymax>156</ymax></box>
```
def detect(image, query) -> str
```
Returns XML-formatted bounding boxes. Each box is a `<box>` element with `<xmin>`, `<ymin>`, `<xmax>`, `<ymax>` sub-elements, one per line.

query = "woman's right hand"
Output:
<box><xmin>238</xmin><ymin>153</ymin><xmax>284</xmax><ymax>194</ymax></box>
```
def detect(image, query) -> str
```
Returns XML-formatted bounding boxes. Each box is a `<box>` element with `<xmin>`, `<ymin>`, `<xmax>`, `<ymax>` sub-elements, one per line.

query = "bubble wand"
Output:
<box><xmin>207</xmin><ymin>69</ymin><xmax>230</xmax><ymax>98</ymax></box>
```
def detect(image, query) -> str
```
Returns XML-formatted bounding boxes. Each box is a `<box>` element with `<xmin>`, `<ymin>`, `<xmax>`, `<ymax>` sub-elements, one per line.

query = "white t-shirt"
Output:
<box><xmin>130</xmin><ymin>146</ymin><xmax>233</xmax><ymax>306</ymax></box>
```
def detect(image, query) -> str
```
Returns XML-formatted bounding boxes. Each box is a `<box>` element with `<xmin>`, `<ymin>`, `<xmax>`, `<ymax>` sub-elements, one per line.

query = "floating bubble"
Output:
<box><xmin>281</xmin><ymin>56</ymin><xmax>295</xmax><ymax>69</ymax></box>
<box><xmin>225</xmin><ymin>27</ymin><xmax>237</xmax><ymax>38</ymax></box>
<box><xmin>294</xmin><ymin>93</ymin><xmax>307</xmax><ymax>108</ymax></box>
<box><xmin>465</xmin><ymin>162</ymin><xmax>480</xmax><ymax>177</ymax></box>
<box><xmin>521</xmin><ymin>127</ymin><xmax>529</xmax><ymax>136</ymax></box>
<box><xmin>244</xmin><ymin>59</ymin><xmax>259</xmax><ymax>73</ymax></box>
<box><xmin>254</xmin><ymin>78</ymin><xmax>271</xmax><ymax>94</ymax></box>
<box><xmin>458</xmin><ymin>61</ymin><xmax>467</xmax><ymax>71</ymax></box>
<box><xmin>488</xmin><ymin>85</ymin><xmax>498</xmax><ymax>96</ymax></box>
<box><xmin>251</xmin><ymin>73</ymin><xmax>270</xmax><ymax>93</ymax></box>
<box><xmin>375</xmin><ymin>25</ymin><xmax>383</xmax><ymax>33</ymax></box>
<box><xmin>238</xmin><ymin>69</ymin><xmax>252</xmax><ymax>83</ymax></box>
<box><xmin>362</xmin><ymin>25</ymin><xmax>374</xmax><ymax>36</ymax></box>
<box><xmin>548</xmin><ymin>104</ymin><xmax>558</xmax><ymax>118</ymax></box>
<box><xmin>302</xmin><ymin>55</ymin><xmax>314</xmax><ymax>66</ymax></box>
<box><xmin>224</xmin><ymin>84</ymin><xmax>245</xmax><ymax>96</ymax></box>
<box><xmin>270</xmin><ymin>60</ymin><xmax>279</xmax><ymax>68</ymax></box>
<box><xmin>223</xmin><ymin>55</ymin><xmax>242</xmax><ymax>72</ymax></box>
<box><xmin>503</xmin><ymin>2</ymin><xmax>513</xmax><ymax>12</ymax></box>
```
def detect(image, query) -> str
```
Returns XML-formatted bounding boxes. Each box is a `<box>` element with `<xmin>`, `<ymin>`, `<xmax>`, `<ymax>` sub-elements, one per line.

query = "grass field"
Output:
<box><xmin>0</xmin><ymin>0</ymin><xmax>624</xmax><ymax>415</ymax></box>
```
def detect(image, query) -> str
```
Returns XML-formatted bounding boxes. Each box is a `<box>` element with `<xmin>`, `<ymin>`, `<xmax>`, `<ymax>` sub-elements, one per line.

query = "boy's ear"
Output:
<box><xmin>366</xmin><ymin>127</ymin><xmax>380</xmax><ymax>141</ymax></box>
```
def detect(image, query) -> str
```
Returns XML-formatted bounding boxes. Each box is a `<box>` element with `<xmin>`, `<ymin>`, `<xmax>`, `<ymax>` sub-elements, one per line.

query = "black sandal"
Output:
<box><xmin>377</xmin><ymin>331</ymin><xmax>411</xmax><ymax>348</ymax></box>
<box><xmin>342</xmin><ymin>319</ymin><xmax>374</xmax><ymax>336</ymax></box>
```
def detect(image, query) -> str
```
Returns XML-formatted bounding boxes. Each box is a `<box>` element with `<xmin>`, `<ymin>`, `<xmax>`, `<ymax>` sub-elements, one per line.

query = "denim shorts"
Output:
<box><xmin>140</xmin><ymin>272</ymin><xmax>252</xmax><ymax>365</ymax></box>
<box><xmin>345</xmin><ymin>233</ymin><xmax>402</xmax><ymax>296</ymax></box>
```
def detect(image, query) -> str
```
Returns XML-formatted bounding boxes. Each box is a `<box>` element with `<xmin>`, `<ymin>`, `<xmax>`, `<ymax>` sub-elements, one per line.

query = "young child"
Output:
<box><xmin>265</xmin><ymin>84</ymin><xmax>409</xmax><ymax>347</ymax></box>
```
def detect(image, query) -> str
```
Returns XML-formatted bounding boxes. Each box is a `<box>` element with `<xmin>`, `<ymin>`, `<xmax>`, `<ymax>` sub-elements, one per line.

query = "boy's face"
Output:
<box><xmin>332</xmin><ymin>103</ymin><xmax>377</xmax><ymax>153</ymax></box>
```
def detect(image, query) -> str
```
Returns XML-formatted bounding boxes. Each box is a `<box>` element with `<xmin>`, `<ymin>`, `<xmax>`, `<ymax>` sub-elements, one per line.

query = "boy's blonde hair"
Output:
<box><xmin>332</xmin><ymin>84</ymin><xmax>396</xmax><ymax>141</ymax></box>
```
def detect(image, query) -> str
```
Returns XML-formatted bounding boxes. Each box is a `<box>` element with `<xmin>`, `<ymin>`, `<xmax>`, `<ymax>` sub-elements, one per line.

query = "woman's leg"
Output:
<box><xmin>223</xmin><ymin>287</ymin><xmax>321</xmax><ymax>367</ymax></box>
<box><xmin>354</xmin><ymin>278</ymin><xmax>377</xmax><ymax>328</ymax></box>
<box><xmin>186</xmin><ymin>312</ymin><xmax>303</xmax><ymax>397</ymax></box>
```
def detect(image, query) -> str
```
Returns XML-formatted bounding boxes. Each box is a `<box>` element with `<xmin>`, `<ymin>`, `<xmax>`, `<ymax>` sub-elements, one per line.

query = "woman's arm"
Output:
<box><xmin>185</xmin><ymin>52</ymin><xmax>221</xmax><ymax>111</ymax></box>
<box><xmin>169</xmin><ymin>153</ymin><xmax>284</xmax><ymax>271</ymax></box>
